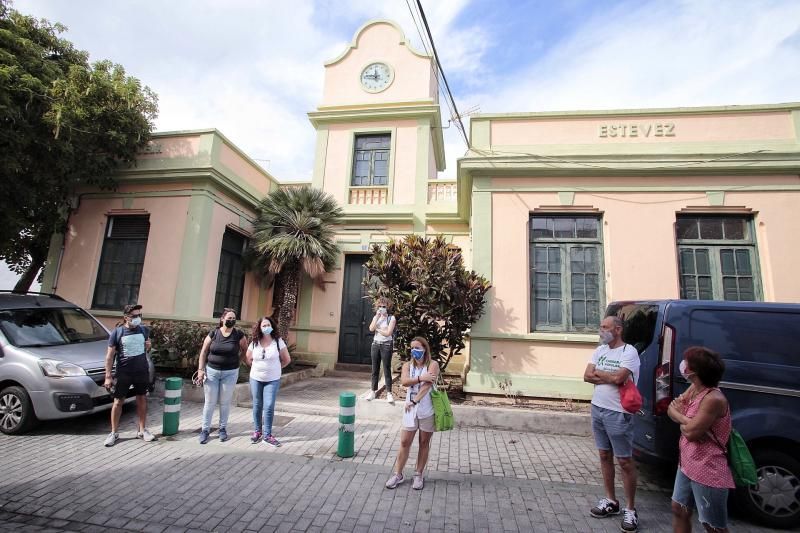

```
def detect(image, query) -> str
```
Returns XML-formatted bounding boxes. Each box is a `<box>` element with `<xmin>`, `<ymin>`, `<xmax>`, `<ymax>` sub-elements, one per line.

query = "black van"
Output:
<box><xmin>606</xmin><ymin>300</ymin><xmax>800</xmax><ymax>529</ymax></box>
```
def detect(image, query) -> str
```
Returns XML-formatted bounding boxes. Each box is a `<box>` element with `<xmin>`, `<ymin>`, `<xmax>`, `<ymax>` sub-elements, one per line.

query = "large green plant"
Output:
<box><xmin>149</xmin><ymin>320</ymin><xmax>210</xmax><ymax>377</ymax></box>
<box><xmin>0</xmin><ymin>1</ymin><xmax>158</xmax><ymax>291</ymax></box>
<box><xmin>363</xmin><ymin>234</ymin><xmax>491</xmax><ymax>372</ymax></box>
<box><xmin>249</xmin><ymin>186</ymin><xmax>343</xmax><ymax>339</ymax></box>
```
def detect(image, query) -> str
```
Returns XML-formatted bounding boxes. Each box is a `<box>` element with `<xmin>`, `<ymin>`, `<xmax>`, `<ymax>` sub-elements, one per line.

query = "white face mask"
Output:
<box><xmin>378</xmin><ymin>306</ymin><xmax>387</xmax><ymax>315</ymax></box>
<box><xmin>598</xmin><ymin>330</ymin><xmax>614</xmax><ymax>345</ymax></box>
<box><xmin>679</xmin><ymin>360</ymin><xmax>695</xmax><ymax>380</ymax></box>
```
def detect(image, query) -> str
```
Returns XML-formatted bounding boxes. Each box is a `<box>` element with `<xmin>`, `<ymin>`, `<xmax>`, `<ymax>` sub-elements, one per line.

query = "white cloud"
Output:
<box><xmin>470</xmin><ymin>1</ymin><xmax>800</xmax><ymax>113</ymax></box>
<box><xmin>6</xmin><ymin>1</ymin><xmax>798</xmax><ymax>286</ymax></box>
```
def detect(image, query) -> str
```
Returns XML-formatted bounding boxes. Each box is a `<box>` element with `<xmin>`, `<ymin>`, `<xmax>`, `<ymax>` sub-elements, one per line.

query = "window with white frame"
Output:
<box><xmin>676</xmin><ymin>215</ymin><xmax>760</xmax><ymax>301</ymax></box>
<box><xmin>529</xmin><ymin>215</ymin><xmax>604</xmax><ymax>332</ymax></box>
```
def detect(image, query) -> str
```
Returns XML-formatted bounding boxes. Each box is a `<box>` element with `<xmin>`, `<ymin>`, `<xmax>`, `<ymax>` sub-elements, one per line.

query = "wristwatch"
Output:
<box><xmin>411</xmin><ymin>399</ymin><xmax>418</xmax><ymax>405</ymax></box>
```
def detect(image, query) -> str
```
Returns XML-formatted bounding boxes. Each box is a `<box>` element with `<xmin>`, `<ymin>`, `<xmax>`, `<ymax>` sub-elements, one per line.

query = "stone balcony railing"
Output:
<box><xmin>347</xmin><ymin>181</ymin><xmax>458</xmax><ymax>206</ymax></box>
<box><xmin>427</xmin><ymin>180</ymin><xmax>457</xmax><ymax>203</ymax></box>
<box><xmin>349</xmin><ymin>186</ymin><xmax>388</xmax><ymax>205</ymax></box>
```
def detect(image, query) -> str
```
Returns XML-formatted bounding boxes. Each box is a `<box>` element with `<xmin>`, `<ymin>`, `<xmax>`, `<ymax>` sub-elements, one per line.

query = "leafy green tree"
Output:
<box><xmin>363</xmin><ymin>234</ymin><xmax>491</xmax><ymax>372</ymax></box>
<box><xmin>249</xmin><ymin>186</ymin><xmax>343</xmax><ymax>339</ymax></box>
<box><xmin>0</xmin><ymin>1</ymin><xmax>158</xmax><ymax>291</ymax></box>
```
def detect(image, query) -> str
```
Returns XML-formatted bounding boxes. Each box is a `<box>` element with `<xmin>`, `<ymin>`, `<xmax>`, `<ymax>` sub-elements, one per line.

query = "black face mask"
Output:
<box><xmin>224</xmin><ymin>319</ymin><xmax>236</xmax><ymax>328</ymax></box>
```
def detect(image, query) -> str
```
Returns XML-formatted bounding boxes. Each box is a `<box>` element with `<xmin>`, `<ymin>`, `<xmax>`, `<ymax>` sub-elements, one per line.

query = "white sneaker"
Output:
<box><xmin>137</xmin><ymin>428</ymin><xmax>156</xmax><ymax>442</ymax></box>
<box><xmin>386</xmin><ymin>392</ymin><xmax>395</xmax><ymax>404</ymax></box>
<box><xmin>385</xmin><ymin>472</ymin><xmax>404</xmax><ymax>489</ymax></box>
<box><xmin>363</xmin><ymin>390</ymin><xmax>375</xmax><ymax>401</ymax></box>
<box><xmin>104</xmin><ymin>432</ymin><xmax>119</xmax><ymax>447</ymax></box>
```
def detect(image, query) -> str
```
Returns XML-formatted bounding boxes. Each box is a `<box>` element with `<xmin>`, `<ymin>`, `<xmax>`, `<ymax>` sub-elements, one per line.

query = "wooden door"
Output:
<box><xmin>337</xmin><ymin>255</ymin><xmax>373</xmax><ymax>364</ymax></box>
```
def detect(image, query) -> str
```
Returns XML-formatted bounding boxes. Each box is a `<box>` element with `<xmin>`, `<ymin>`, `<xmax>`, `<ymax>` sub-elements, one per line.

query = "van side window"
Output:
<box><xmin>606</xmin><ymin>303</ymin><xmax>658</xmax><ymax>355</ymax></box>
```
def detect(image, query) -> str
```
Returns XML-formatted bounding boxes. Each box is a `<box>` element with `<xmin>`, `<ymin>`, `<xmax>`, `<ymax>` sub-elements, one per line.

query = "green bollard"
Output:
<box><xmin>162</xmin><ymin>377</ymin><xmax>182</xmax><ymax>436</ymax></box>
<box><xmin>337</xmin><ymin>391</ymin><xmax>356</xmax><ymax>458</ymax></box>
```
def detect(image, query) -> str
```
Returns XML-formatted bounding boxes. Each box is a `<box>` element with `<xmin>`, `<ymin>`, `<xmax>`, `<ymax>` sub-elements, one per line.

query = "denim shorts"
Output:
<box><xmin>591</xmin><ymin>404</ymin><xmax>634</xmax><ymax>458</ymax></box>
<box><xmin>672</xmin><ymin>468</ymin><xmax>729</xmax><ymax>530</ymax></box>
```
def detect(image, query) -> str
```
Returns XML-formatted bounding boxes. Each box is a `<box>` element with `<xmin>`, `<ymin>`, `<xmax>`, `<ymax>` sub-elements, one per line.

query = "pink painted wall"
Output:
<box><xmin>489</xmin><ymin>111</ymin><xmax>796</xmax><ymax>146</ymax></box>
<box><xmin>490</xmin><ymin>340</ymin><xmax>590</xmax><ymax>377</ymax></box>
<box><xmin>56</xmin><ymin>195</ymin><xmax>190</xmax><ymax>315</ymax></box>
<box><xmin>487</xmin><ymin>178</ymin><xmax>800</xmax><ymax>376</ymax></box>
<box><xmin>321</xmin><ymin>21</ymin><xmax>435</xmax><ymax>107</ymax></box>
<box><xmin>322</xmin><ymin>121</ymin><xmax>418</xmax><ymax>205</ymax></box>
<box><xmin>308</xmin><ymin>265</ymin><xmax>346</xmax><ymax>357</ymax></box>
<box><xmin>199</xmin><ymin>202</ymin><xmax>259</xmax><ymax>321</ymax></box>
<box><xmin>218</xmin><ymin>142</ymin><xmax>273</xmax><ymax>196</ymax></box>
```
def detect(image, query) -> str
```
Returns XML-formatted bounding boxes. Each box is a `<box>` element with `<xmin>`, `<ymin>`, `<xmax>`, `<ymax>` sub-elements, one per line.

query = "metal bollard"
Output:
<box><xmin>162</xmin><ymin>377</ymin><xmax>182</xmax><ymax>436</ymax></box>
<box><xmin>337</xmin><ymin>391</ymin><xmax>356</xmax><ymax>458</ymax></box>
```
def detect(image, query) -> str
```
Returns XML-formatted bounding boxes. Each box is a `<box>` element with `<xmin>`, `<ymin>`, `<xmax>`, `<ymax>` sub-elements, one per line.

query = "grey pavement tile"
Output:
<box><xmin>0</xmin><ymin>398</ymin><xmax>782</xmax><ymax>533</ymax></box>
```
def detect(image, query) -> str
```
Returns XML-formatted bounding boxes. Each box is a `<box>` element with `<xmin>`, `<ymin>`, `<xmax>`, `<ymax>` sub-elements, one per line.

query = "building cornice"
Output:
<box><xmin>113</xmin><ymin>167</ymin><xmax>262</xmax><ymax>207</ymax></box>
<box><xmin>458</xmin><ymin>150</ymin><xmax>800</xmax><ymax>177</ymax></box>
<box><xmin>470</xmin><ymin>101</ymin><xmax>800</xmax><ymax>121</ymax></box>
<box><xmin>308</xmin><ymin>103</ymin><xmax>446</xmax><ymax>172</ymax></box>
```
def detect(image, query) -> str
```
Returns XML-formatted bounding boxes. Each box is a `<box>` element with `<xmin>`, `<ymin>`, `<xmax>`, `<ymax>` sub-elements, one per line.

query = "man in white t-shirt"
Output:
<box><xmin>583</xmin><ymin>316</ymin><xmax>641</xmax><ymax>533</ymax></box>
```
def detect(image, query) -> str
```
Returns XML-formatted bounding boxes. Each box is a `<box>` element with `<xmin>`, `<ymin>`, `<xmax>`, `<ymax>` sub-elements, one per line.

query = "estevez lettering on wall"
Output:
<box><xmin>598</xmin><ymin>123</ymin><xmax>676</xmax><ymax>138</ymax></box>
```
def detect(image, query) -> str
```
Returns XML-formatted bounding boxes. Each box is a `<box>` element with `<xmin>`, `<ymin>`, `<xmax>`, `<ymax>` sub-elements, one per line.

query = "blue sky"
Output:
<box><xmin>3</xmin><ymin>0</ymin><xmax>800</xmax><ymax>289</ymax></box>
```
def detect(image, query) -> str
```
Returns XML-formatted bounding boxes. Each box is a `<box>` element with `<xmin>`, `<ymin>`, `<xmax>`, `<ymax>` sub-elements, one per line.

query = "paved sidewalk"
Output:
<box><xmin>0</xmin><ymin>390</ymin><xmax>781</xmax><ymax>532</ymax></box>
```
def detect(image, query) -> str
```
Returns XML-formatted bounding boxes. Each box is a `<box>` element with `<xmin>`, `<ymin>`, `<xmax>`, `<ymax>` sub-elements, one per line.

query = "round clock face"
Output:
<box><xmin>360</xmin><ymin>62</ymin><xmax>394</xmax><ymax>93</ymax></box>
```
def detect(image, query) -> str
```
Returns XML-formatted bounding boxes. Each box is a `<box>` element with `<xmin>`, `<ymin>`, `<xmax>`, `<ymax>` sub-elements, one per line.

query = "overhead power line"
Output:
<box><xmin>414</xmin><ymin>0</ymin><xmax>471</xmax><ymax>149</ymax></box>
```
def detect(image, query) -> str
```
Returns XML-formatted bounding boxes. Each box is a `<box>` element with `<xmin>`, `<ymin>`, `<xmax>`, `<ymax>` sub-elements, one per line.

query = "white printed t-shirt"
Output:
<box><xmin>249</xmin><ymin>338</ymin><xmax>287</xmax><ymax>383</ymax></box>
<box><xmin>589</xmin><ymin>343</ymin><xmax>640</xmax><ymax>413</ymax></box>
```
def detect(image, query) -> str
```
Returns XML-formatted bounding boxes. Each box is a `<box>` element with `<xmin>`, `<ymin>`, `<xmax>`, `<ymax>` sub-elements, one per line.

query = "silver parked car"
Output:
<box><xmin>0</xmin><ymin>292</ymin><xmax>155</xmax><ymax>434</ymax></box>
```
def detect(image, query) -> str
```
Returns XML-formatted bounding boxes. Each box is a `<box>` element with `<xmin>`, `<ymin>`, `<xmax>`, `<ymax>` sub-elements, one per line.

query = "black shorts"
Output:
<box><xmin>112</xmin><ymin>371</ymin><xmax>149</xmax><ymax>399</ymax></box>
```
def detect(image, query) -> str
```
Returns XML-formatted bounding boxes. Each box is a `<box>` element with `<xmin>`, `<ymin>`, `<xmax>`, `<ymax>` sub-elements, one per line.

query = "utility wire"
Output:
<box><xmin>404</xmin><ymin>0</ymin><xmax>459</xmax><ymax>133</ymax></box>
<box><xmin>415</xmin><ymin>0</ymin><xmax>471</xmax><ymax>149</ymax></box>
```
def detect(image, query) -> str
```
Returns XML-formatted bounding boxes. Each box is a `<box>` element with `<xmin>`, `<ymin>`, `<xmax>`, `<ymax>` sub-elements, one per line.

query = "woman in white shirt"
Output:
<box><xmin>246</xmin><ymin>316</ymin><xmax>291</xmax><ymax>447</ymax></box>
<box><xmin>385</xmin><ymin>336</ymin><xmax>439</xmax><ymax>491</ymax></box>
<box><xmin>365</xmin><ymin>297</ymin><xmax>397</xmax><ymax>403</ymax></box>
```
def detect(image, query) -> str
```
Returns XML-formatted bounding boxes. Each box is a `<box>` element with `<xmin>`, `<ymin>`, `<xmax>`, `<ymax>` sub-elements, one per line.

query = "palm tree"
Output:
<box><xmin>250</xmin><ymin>186</ymin><xmax>343</xmax><ymax>339</ymax></box>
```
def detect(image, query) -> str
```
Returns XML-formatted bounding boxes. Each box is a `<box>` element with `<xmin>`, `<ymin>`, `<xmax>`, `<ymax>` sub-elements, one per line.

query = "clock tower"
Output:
<box><xmin>299</xmin><ymin>20</ymin><xmax>466</xmax><ymax>372</ymax></box>
<box><xmin>307</xmin><ymin>19</ymin><xmax>448</xmax><ymax>220</ymax></box>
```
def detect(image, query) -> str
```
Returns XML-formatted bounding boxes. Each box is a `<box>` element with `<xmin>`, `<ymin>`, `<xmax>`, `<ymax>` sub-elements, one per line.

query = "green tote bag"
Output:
<box><xmin>727</xmin><ymin>429</ymin><xmax>758</xmax><ymax>486</ymax></box>
<box><xmin>711</xmin><ymin>427</ymin><xmax>758</xmax><ymax>486</ymax></box>
<box><xmin>430</xmin><ymin>376</ymin><xmax>454</xmax><ymax>432</ymax></box>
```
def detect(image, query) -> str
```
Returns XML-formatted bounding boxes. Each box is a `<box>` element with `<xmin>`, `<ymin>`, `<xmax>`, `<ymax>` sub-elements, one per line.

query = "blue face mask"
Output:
<box><xmin>130</xmin><ymin>317</ymin><xmax>142</xmax><ymax>327</ymax></box>
<box><xmin>261</xmin><ymin>326</ymin><xmax>273</xmax><ymax>335</ymax></box>
<box><xmin>411</xmin><ymin>348</ymin><xmax>425</xmax><ymax>360</ymax></box>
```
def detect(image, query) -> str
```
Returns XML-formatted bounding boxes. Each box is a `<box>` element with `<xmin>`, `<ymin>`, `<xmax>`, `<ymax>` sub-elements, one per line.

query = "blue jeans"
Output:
<box><xmin>202</xmin><ymin>366</ymin><xmax>239</xmax><ymax>432</ymax></box>
<box><xmin>672</xmin><ymin>468</ymin><xmax>729</xmax><ymax>530</ymax></box>
<box><xmin>250</xmin><ymin>378</ymin><xmax>281</xmax><ymax>436</ymax></box>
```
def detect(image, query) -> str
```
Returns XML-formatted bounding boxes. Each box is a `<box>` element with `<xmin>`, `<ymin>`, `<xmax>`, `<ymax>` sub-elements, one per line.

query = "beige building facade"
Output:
<box><xmin>43</xmin><ymin>20</ymin><xmax>800</xmax><ymax>400</ymax></box>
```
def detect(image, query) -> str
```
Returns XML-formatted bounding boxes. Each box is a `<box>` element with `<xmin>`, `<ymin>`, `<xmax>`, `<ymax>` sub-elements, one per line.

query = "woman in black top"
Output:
<box><xmin>196</xmin><ymin>308</ymin><xmax>248</xmax><ymax>444</ymax></box>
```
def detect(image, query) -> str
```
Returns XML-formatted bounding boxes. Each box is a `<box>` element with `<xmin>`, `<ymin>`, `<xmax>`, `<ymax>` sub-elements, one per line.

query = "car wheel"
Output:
<box><xmin>0</xmin><ymin>385</ymin><xmax>38</xmax><ymax>435</ymax></box>
<box><xmin>737</xmin><ymin>448</ymin><xmax>800</xmax><ymax>529</ymax></box>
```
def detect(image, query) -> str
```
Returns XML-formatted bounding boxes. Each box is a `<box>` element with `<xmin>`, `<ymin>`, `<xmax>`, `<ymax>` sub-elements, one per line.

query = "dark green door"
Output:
<box><xmin>337</xmin><ymin>255</ymin><xmax>373</xmax><ymax>365</ymax></box>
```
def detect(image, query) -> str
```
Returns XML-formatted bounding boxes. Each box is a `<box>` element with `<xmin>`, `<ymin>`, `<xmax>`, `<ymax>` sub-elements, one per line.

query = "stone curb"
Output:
<box><xmin>155</xmin><ymin>369</ymin><xmax>591</xmax><ymax>437</ymax></box>
<box><xmin>271</xmin><ymin>396</ymin><xmax>591</xmax><ymax>437</ymax></box>
<box><xmin>152</xmin><ymin>364</ymin><xmax>321</xmax><ymax>406</ymax></box>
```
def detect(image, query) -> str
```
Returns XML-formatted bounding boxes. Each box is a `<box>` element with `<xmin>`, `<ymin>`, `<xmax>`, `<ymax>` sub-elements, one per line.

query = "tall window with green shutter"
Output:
<box><xmin>529</xmin><ymin>215</ymin><xmax>605</xmax><ymax>332</ymax></box>
<box><xmin>676</xmin><ymin>216</ymin><xmax>761</xmax><ymax>301</ymax></box>
<box><xmin>213</xmin><ymin>229</ymin><xmax>247</xmax><ymax>317</ymax></box>
<box><xmin>92</xmin><ymin>215</ymin><xmax>151</xmax><ymax>310</ymax></box>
